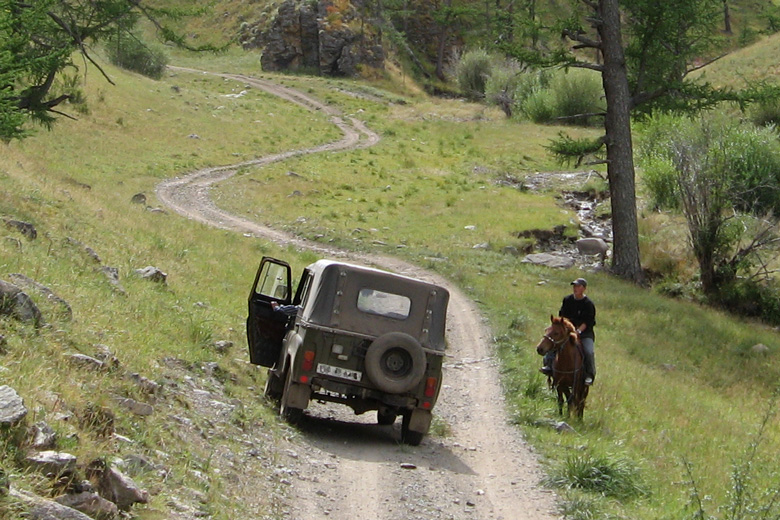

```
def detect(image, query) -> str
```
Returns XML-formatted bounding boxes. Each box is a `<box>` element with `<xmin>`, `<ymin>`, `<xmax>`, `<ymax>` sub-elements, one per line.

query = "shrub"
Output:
<box><xmin>519</xmin><ymin>68</ymin><xmax>603</xmax><ymax>126</ymax></box>
<box><xmin>749</xmin><ymin>99</ymin><xmax>780</xmax><ymax>127</ymax></box>
<box><xmin>106</xmin><ymin>32</ymin><xmax>168</xmax><ymax>80</ymax></box>
<box><xmin>485</xmin><ymin>63</ymin><xmax>522</xmax><ymax>117</ymax></box>
<box><xmin>548</xmin><ymin>68</ymin><xmax>604</xmax><ymax>126</ymax></box>
<box><xmin>455</xmin><ymin>49</ymin><xmax>494</xmax><ymax>100</ymax></box>
<box><xmin>522</xmin><ymin>88</ymin><xmax>557</xmax><ymax>123</ymax></box>
<box><xmin>637</xmin><ymin>113</ymin><xmax>780</xmax><ymax>215</ymax></box>
<box><xmin>544</xmin><ymin>453</ymin><xmax>648</xmax><ymax>500</ymax></box>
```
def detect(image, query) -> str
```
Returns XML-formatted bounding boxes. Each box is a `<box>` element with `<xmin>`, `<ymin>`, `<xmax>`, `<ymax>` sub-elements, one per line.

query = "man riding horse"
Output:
<box><xmin>541</xmin><ymin>278</ymin><xmax>597</xmax><ymax>386</ymax></box>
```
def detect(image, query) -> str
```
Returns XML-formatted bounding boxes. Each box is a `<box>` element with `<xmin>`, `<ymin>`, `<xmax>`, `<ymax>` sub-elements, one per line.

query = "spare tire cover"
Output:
<box><xmin>365</xmin><ymin>332</ymin><xmax>426</xmax><ymax>394</ymax></box>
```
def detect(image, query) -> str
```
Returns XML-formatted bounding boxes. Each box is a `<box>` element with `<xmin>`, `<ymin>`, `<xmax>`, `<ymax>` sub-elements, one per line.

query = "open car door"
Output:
<box><xmin>246</xmin><ymin>257</ymin><xmax>293</xmax><ymax>367</ymax></box>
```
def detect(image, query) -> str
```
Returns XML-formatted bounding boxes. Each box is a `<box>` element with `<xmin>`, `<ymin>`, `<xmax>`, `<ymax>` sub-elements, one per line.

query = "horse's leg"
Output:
<box><xmin>556</xmin><ymin>387</ymin><xmax>565</xmax><ymax>415</ymax></box>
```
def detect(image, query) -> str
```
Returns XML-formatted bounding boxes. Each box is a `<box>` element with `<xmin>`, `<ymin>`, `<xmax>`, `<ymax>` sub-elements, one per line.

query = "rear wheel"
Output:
<box><xmin>401</xmin><ymin>412</ymin><xmax>425</xmax><ymax>446</ymax></box>
<box><xmin>377</xmin><ymin>410</ymin><xmax>396</xmax><ymax>426</ymax></box>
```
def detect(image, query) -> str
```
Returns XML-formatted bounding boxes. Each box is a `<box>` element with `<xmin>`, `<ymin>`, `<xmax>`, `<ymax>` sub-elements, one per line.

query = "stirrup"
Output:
<box><xmin>584</xmin><ymin>377</ymin><xmax>593</xmax><ymax>386</ymax></box>
<box><xmin>540</xmin><ymin>366</ymin><xmax>553</xmax><ymax>376</ymax></box>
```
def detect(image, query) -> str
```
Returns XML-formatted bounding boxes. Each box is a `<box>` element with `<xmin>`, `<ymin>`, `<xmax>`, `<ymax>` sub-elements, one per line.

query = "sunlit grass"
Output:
<box><xmin>3</xmin><ymin>42</ymin><xmax>780</xmax><ymax>520</ymax></box>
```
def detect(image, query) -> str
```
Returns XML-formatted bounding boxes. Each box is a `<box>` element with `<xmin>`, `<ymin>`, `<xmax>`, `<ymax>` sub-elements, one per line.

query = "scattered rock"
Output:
<box><xmin>130</xmin><ymin>193</ymin><xmax>147</xmax><ymax>205</ymax></box>
<box><xmin>400</xmin><ymin>463</ymin><xmax>417</xmax><ymax>470</ymax></box>
<box><xmin>0</xmin><ymin>280</ymin><xmax>43</xmax><ymax>325</ymax></box>
<box><xmin>114</xmin><ymin>397</ymin><xmax>154</xmax><ymax>416</ymax></box>
<box><xmin>87</xmin><ymin>460</ymin><xmax>150</xmax><ymax>511</ymax></box>
<box><xmin>101</xmin><ymin>266</ymin><xmax>125</xmax><ymax>294</ymax></box>
<box><xmin>521</xmin><ymin>253</ymin><xmax>575</xmax><ymax>269</ymax></box>
<box><xmin>30</xmin><ymin>422</ymin><xmax>58</xmax><ymax>449</ymax></box>
<box><xmin>8</xmin><ymin>273</ymin><xmax>73</xmax><ymax>320</ymax></box>
<box><xmin>0</xmin><ymin>385</ymin><xmax>27</xmax><ymax>425</ymax></box>
<box><xmin>10</xmin><ymin>488</ymin><xmax>94</xmax><ymax>520</ymax></box>
<box><xmin>118</xmin><ymin>454</ymin><xmax>160</xmax><ymax>476</ymax></box>
<box><xmin>575</xmin><ymin>237</ymin><xmax>609</xmax><ymax>262</ymax></box>
<box><xmin>93</xmin><ymin>345</ymin><xmax>120</xmax><ymax>370</ymax></box>
<box><xmin>134</xmin><ymin>266</ymin><xmax>167</xmax><ymax>284</ymax></box>
<box><xmin>55</xmin><ymin>491</ymin><xmax>119</xmax><ymax>520</ymax></box>
<box><xmin>3</xmin><ymin>218</ymin><xmax>37</xmax><ymax>239</ymax></box>
<box><xmin>65</xmin><ymin>237</ymin><xmax>102</xmax><ymax>264</ymax></box>
<box><xmin>128</xmin><ymin>373</ymin><xmax>161</xmax><ymax>395</ymax></box>
<box><xmin>26</xmin><ymin>451</ymin><xmax>78</xmax><ymax>477</ymax></box>
<box><xmin>68</xmin><ymin>353</ymin><xmax>105</xmax><ymax>370</ymax></box>
<box><xmin>554</xmin><ymin>421</ymin><xmax>576</xmax><ymax>433</ymax></box>
<box><xmin>212</xmin><ymin>340</ymin><xmax>233</xmax><ymax>354</ymax></box>
<box><xmin>751</xmin><ymin>343</ymin><xmax>770</xmax><ymax>355</ymax></box>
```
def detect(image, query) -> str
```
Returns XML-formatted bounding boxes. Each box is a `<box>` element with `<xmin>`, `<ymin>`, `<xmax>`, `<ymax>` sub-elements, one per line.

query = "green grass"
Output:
<box><xmin>2</xmin><ymin>46</ymin><xmax>780</xmax><ymax>520</ymax></box>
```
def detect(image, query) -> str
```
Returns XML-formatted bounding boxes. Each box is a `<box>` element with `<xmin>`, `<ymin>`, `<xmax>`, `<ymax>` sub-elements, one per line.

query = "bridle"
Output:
<box><xmin>541</xmin><ymin>325</ymin><xmax>570</xmax><ymax>353</ymax></box>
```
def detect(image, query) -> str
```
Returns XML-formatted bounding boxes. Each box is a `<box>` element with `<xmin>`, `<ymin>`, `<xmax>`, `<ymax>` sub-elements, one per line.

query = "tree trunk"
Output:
<box><xmin>723</xmin><ymin>0</ymin><xmax>732</xmax><ymax>34</ymax></box>
<box><xmin>596</xmin><ymin>0</ymin><xmax>644</xmax><ymax>283</ymax></box>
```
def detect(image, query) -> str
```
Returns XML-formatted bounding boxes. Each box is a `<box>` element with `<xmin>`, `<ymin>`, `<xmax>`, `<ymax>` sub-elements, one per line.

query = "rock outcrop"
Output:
<box><xmin>247</xmin><ymin>0</ymin><xmax>384</xmax><ymax>77</ymax></box>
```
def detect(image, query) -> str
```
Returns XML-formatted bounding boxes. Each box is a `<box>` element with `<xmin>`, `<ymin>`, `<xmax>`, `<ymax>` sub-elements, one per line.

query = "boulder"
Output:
<box><xmin>0</xmin><ymin>280</ymin><xmax>43</xmax><ymax>325</ymax></box>
<box><xmin>55</xmin><ymin>492</ymin><xmax>119</xmax><ymax>520</ymax></box>
<box><xmin>87</xmin><ymin>460</ymin><xmax>149</xmax><ymax>511</ymax></box>
<box><xmin>521</xmin><ymin>253</ymin><xmax>576</xmax><ymax>269</ymax></box>
<box><xmin>3</xmin><ymin>219</ymin><xmax>37</xmax><ymax>239</ymax></box>
<box><xmin>30</xmin><ymin>422</ymin><xmax>58</xmax><ymax>450</ymax></box>
<box><xmin>130</xmin><ymin>193</ymin><xmax>146</xmax><ymax>205</ymax></box>
<box><xmin>8</xmin><ymin>273</ymin><xmax>72</xmax><ymax>320</ymax></box>
<box><xmin>10</xmin><ymin>488</ymin><xmax>94</xmax><ymax>520</ymax></box>
<box><xmin>134</xmin><ymin>266</ymin><xmax>167</xmax><ymax>284</ymax></box>
<box><xmin>576</xmin><ymin>237</ymin><xmax>609</xmax><ymax>262</ymax></box>
<box><xmin>26</xmin><ymin>451</ymin><xmax>78</xmax><ymax>477</ymax></box>
<box><xmin>0</xmin><ymin>385</ymin><xmax>27</xmax><ymax>426</ymax></box>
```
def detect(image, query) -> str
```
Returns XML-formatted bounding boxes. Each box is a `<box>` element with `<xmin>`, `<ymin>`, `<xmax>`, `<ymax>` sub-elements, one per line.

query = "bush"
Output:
<box><xmin>549</xmin><ymin>68</ymin><xmax>604</xmax><ymax>126</ymax></box>
<box><xmin>749</xmin><ymin>99</ymin><xmax>780</xmax><ymax>127</ymax></box>
<box><xmin>712</xmin><ymin>277</ymin><xmax>780</xmax><ymax>325</ymax></box>
<box><xmin>106</xmin><ymin>32</ymin><xmax>168</xmax><ymax>80</ymax></box>
<box><xmin>522</xmin><ymin>88</ymin><xmax>557</xmax><ymax>123</ymax></box>
<box><xmin>519</xmin><ymin>68</ymin><xmax>603</xmax><ymax>126</ymax></box>
<box><xmin>455</xmin><ymin>49</ymin><xmax>494</xmax><ymax>100</ymax></box>
<box><xmin>637</xmin><ymin>113</ymin><xmax>780</xmax><ymax>215</ymax></box>
<box><xmin>485</xmin><ymin>62</ymin><xmax>522</xmax><ymax>117</ymax></box>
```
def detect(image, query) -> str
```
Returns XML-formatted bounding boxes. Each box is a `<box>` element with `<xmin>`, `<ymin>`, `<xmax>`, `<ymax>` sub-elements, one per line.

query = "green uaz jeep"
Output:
<box><xmin>247</xmin><ymin>257</ymin><xmax>450</xmax><ymax>445</ymax></box>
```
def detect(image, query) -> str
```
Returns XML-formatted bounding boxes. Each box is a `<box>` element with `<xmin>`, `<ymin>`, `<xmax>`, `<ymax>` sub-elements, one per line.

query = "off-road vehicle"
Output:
<box><xmin>246</xmin><ymin>257</ymin><xmax>450</xmax><ymax>445</ymax></box>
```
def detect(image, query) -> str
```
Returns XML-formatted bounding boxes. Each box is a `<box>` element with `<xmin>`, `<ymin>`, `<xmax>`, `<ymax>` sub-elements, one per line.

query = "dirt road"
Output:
<box><xmin>157</xmin><ymin>68</ymin><xmax>559</xmax><ymax>520</ymax></box>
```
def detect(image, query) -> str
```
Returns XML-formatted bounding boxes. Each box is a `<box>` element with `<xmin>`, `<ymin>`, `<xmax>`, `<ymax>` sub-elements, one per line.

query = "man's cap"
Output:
<box><xmin>570</xmin><ymin>278</ymin><xmax>587</xmax><ymax>287</ymax></box>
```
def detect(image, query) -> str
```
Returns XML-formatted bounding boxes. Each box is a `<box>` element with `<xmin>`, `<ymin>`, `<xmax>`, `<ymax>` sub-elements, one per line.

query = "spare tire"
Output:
<box><xmin>365</xmin><ymin>332</ymin><xmax>426</xmax><ymax>394</ymax></box>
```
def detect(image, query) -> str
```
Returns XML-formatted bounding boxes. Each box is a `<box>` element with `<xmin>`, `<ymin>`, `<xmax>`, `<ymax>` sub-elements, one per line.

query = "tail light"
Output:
<box><xmin>424</xmin><ymin>377</ymin><xmax>437</xmax><ymax>398</ymax></box>
<box><xmin>302</xmin><ymin>350</ymin><xmax>315</xmax><ymax>372</ymax></box>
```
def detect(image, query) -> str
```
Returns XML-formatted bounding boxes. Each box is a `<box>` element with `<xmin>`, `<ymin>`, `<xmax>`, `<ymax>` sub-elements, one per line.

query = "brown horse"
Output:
<box><xmin>535</xmin><ymin>316</ymin><xmax>589</xmax><ymax>418</ymax></box>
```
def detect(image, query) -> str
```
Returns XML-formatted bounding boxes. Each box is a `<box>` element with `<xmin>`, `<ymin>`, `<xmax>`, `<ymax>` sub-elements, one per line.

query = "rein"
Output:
<box><xmin>543</xmin><ymin>327</ymin><xmax>584</xmax><ymax>376</ymax></box>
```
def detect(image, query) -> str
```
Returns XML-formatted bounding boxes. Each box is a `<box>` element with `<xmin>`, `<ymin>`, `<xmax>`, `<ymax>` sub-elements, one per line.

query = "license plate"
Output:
<box><xmin>316</xmin><ymin>363</ymin><xmax>362</xmax><ymax>382</ymax></box>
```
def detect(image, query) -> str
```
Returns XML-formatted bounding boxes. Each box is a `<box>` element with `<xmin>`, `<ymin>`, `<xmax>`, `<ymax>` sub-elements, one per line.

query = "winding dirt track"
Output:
<box><xmin>157</xmin><ymin>67</ymin><xmax>558</xmax><ymax>520</ymax></box>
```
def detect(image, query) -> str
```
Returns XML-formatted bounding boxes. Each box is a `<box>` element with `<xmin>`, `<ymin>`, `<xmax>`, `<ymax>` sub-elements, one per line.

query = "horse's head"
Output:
<box><xmin>535</xmin><ymin>315</ymin><xmax>576</xmax><ymax>355</ymax></box>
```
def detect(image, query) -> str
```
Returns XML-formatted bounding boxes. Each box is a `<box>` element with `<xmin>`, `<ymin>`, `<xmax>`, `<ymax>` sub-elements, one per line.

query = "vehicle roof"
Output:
<box><xmin>300</xmin><ymin>260</ymin><xmax>449</xmax><ymax>349</ymax></box>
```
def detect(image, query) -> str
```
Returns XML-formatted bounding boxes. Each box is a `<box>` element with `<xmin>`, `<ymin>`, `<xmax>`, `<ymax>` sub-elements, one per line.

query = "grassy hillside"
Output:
<box><xmin>2</xmin><ymin>46</ymin><xmax>780</xmax><ymax>520</ymax></box>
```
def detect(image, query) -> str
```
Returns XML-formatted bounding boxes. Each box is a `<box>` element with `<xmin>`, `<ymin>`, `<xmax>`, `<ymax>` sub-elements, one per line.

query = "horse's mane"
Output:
<box><xmin>553</xmin><ymin>316</ymin><xmax>577</xmax><ymax>339</ymax></box>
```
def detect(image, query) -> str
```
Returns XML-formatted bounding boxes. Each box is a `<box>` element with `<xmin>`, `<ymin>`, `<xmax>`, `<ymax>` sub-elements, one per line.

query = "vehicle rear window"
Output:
<box><xmin>357</xmin><ymin>288</ymin><xmax>411</xmax><ymax>320</ymax></box>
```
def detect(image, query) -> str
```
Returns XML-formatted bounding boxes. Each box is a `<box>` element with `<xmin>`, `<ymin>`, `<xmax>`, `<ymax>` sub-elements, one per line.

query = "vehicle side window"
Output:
<box><xmin>255</xmin><ymin>262</ymin><xmax>289</xmax><ymax>300</ymax></box>
<box><xmin>357</xmin><ymin>288</ymin><xmax>411</xmax><ymax>320</ymax></box>
<box><xmin>296</xmin><ymin>273</ymin><xmax>314</xmax><ymax>308</ymax></box>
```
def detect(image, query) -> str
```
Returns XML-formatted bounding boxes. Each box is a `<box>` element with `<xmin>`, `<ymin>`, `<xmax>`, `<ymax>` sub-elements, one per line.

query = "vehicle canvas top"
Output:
<box><xmin>300</xmin><ymin>260</ymin><xmax>449</xmax><ymax>350</ymax></box>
